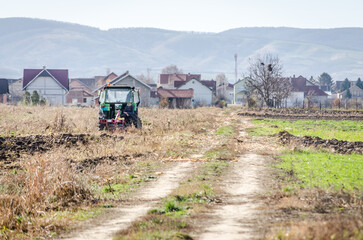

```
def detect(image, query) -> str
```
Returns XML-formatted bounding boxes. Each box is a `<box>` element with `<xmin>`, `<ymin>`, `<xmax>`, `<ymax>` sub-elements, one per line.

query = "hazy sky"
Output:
<box><xmin>1</xmin><ymin>0</ymin><xmax>363</xmax><ymax>32</ymax></box>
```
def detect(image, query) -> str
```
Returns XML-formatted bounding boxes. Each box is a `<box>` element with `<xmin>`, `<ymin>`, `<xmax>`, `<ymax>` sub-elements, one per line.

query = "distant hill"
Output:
<box><xmin>1</xmin><ymin>17</ymin><xmax>363</xmax><ymax>81</ymax></box>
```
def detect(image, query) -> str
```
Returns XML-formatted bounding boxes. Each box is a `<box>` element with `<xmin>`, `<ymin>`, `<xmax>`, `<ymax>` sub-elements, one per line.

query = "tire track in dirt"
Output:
<box><xmin>198</xmin><ymin>154</ymin><xmax>267</xmax><ymax>240</ymax></box>
<box><xmin>61</xmin><ymin>161</ymin><xmax>195</xmax><ymax>240</ymax></box>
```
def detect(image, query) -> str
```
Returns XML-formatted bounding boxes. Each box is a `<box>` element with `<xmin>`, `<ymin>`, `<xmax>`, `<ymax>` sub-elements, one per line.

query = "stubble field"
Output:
<box><xmin>0</xmin><ymin>105</ymin><xmax>362</xmax><ymax>239</ymax></box>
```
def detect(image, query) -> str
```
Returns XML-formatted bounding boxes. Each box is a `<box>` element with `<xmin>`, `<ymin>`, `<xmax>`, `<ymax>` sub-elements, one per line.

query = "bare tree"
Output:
<box><xmin>244</xmin><ymin>54</ymin><xmax>291</xmax><ymax>107</ymax></box>
<box><xmin>161</xmin><ymin>64</ymin><xmax>183</xmax><ymax>74</ymax></box>
<box><xmin>136</xmin><ymin>73</ymin><xmax>154</xmax><ymax>84</ymax></box>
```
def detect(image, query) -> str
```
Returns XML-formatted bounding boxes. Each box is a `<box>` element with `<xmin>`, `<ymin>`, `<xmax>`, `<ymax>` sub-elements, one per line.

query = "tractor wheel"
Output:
<box><xmin>98</xmin><ymin>124</ymin><xmax>105</xmax><ymax>131</ymax></box>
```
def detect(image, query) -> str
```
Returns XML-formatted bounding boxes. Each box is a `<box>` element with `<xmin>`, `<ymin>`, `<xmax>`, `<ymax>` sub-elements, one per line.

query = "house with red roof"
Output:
<box><xmin>158</xmin><ymin>73</ymin><xmax>201</xmax><ymax>89</ymax></box>
<box><xmin>23</xmin><ymin>66</ymin><xmax>69</xmax><ymax>105</ymax></box>
<box><xmin>157</xmin><ymin>88</ymin><xmax>193</xmax><ymax>108</ymax></box>
<box><xmin>286</xmin><ymin>75</ymin><xmax>328</xmax><ymax>107</ymax></box>
<box><xmin>67</xmin><ymin>78</ymin><xmax>95</xmax><ymax>105</ymax></box>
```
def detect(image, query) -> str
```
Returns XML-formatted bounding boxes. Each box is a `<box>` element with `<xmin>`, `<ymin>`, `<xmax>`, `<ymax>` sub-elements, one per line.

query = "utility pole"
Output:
<box><xmin>234</xmin><ymin>53</ymin><xmax>237</xmax><ymax>104</ymax></box>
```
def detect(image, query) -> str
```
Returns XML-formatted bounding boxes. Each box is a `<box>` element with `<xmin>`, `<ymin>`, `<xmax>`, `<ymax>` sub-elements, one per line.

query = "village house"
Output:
<box><xmin>8</xmin><ymin>79</ymin><xmax>23</xmax><ymax>103</ymax></box>
<box><xmin>288</xmin><ymin>75</ymin><xmax>328</xmax><ymax>107</ymax></box>
<box><xmin>0</xmin><ymin>78</ymin><xmax>9</xmax><ymax>104</ymax></box>
<box><xmin>216</xmin><ymin>80</ymin><xmax>234</xmax><ymax>104</ymax></box>
<box><xmin>175</xmin><ymin>78</ymin><xmax>213</xmax><ymax>106</ymax></box>
<box><xmin>339</xmin><ymin>84</ymin><xmax>363</xmax><ymax>99</ymax></box>
<box><xmin>233</xmin><ymin>78</ymin><xmax>248</xmax><ymax>105</ymax></box>
<box><xmin>94</xmin><ymin>71</ymin><xmax>152</xmax><ymax>107</ymax></box>
<box><xmin>158</xmin><ymin>73</ymin><xmax>216</xmax><ymax>106</ymax></box>
<box><xmin>67</xmin><ymin>78</ymin><xmax>96</xmax><ymax>105</ymax></box>
<box><xmin>95</xmin><ymin>72</ymin><xmax>118</xmax><ymax>88</ymax></box>
<box><xmin>157</xmin><ymin>88</ymin><xmax>193</xmax><ymax>108</ymax></box>
<box><xmin>158</xmin><ymin>73</ymin><xmax>201</xmax><ymax>88</ymax></box>
<box><xmin>23</xmin><ymin>67</ymin><xmax>69</xmax><ymax>105</ymax></box>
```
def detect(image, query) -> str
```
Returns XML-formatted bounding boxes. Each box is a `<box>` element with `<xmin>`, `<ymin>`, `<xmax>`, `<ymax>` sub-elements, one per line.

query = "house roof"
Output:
<box><xmin>71</xmin><ymin>78</ymin><xmax>96</xmax><ymax>91</ymax></box>
<box><xmin>160</xmin><ymin>74</ymin><xmax>169</xmax><ymax>84</ymax></box>
<box><xmin>201</xmin><ymin>80</ymin><xmax>216</xmax><ymax>92</ymax></box>
<box><xmin>148</xmin><ymin>83</ymin><xmax>157</xmax><ymax>88</ymax></box>
<box><xmin>68</xmin><ymin>89</ymin><xmax>94</xmax><ymax>97</ymax></box>
<box><xmin>174</xmin><ymin>81</ymin><xmax>185</xmax><ymax>88</ymax></box>
<box><xmin>304</xmin><ymin>86</ymin><xmax>328</xmax><ymax>96</ymax></box>
<box><xmin>340</xmin><ymin>84</ymin><xmax>363</xmax><ymax>96</ymax></box>
<box><xmin>159</xmin><ymin>73</ymin><xmax>201</xmax><ymax>84</ymax></box>
<box><xmin>174</xmin><ymin>78</ymin><xmax>215</xmax><ymax>92</ymax></box>
<box><xmin>23</xmin><ymin>68</ymin><xmax>69</xmax><ymax>90</ymax></box>
<box><xmin>0</xmin><ymin>79</ymin><xmax>9</xmax><ymax>94</ymax></box>
<box><xmin>290</xmin><ymin>76</ymin><xmax>327</xmax><ymax>96</ymax></box>
<box><xmin>103</xmin><ymin>72</ymin><xmax>118</xmax><ymax>82</ymax></box>
<box><xmin>93</xmin><ymin>71</ymin><xmax>151</xmax><ymax>92</ymax></box>
<box><xmin>157</xmin><ymin>88</ymin><xmax>194</xmax><ymax>98</ymax></box>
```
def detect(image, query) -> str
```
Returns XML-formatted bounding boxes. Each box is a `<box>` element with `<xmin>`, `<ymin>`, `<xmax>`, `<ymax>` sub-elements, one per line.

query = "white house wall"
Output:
<box><xmin>178</xmin><ymin>80</ymin><xmax>213</xmax><ymax>106</ymax></box>
<box><xmin>25</xmin><ymin>76</ymin><xmax>67</xmax><ymax>105</ymax></box>
<box><xmin>285</xmin><ymin>92</ymin><xmax>304</xmax><ymax>107</ymax></box>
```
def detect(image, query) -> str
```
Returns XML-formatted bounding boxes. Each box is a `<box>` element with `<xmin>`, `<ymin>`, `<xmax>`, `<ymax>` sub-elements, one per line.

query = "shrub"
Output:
<box><xmin>159</xmin><ymin>98</ymin><xmax>169</xmax><ymax>108</ymax></box>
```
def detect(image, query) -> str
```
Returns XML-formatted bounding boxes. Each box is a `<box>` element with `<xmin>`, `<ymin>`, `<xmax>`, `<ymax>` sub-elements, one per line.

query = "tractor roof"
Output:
<box><xmin>102</xmin><ymin>86</ymin><xmax>135</xmax><ymax>90</ymax></box>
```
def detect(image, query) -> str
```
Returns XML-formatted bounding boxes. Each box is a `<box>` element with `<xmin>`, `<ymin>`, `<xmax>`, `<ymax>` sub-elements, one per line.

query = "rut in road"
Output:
<box><xmin>198</xmin><ymin>153</ymin><xmax>268</xmax><ymax>240</ymax></box>
<box><xmin>61</xmin><ymin>161</ymin><xmax>194</xmax><ymax>240</ymax></box>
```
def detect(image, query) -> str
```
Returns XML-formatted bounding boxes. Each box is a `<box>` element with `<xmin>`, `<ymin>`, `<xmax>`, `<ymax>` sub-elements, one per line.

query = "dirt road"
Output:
<box><xmin>197</xmin><ymin>154</ymin><xmax>268</xmax><ymax>240</ymax></box>
<box><xmin>61</xmin><ymin>161</ymin><xmax>194</xmax><ymax>240</ymax></box>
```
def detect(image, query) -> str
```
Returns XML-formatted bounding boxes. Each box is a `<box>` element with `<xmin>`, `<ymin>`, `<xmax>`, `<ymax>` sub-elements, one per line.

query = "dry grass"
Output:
<box><xmin>269</xmin><ymin>216</ymin><xmax>363</xmax><ymax>240</ymax></box>
<box><xmin>0</xmin><ymin>105</ymin><xmax>231</xmax><ymax>239</ymax></box>
<box><xmin>0</xmin><ymin>154</ymin><xmax>90</xmax><ymax>238</ymax></box>
<box><xmin>264</xmin><ymin>187</ymin><xmax>363</xmax><ymax>240</ymax></box>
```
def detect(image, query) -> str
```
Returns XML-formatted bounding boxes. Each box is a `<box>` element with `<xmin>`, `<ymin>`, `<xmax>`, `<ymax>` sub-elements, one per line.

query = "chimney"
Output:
<box><xmin>43</xmin><ymin>66</ymin><xmax>46</xmax><ymax>70</ymax></box>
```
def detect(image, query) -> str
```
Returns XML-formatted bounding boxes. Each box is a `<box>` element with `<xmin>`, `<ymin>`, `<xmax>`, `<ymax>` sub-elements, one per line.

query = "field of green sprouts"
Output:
<box><xmin>249</xmin><ymin>119</ymin><xmax>363</xmax><ymax>141</ymax></box>
<box><xmin>277</xmin><ymin>150</ymin><xmax>363</xmax><ymax>191</ymax></box>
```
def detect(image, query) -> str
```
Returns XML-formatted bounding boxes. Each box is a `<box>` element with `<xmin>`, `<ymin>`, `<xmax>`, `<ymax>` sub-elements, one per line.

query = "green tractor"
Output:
<box><xmin>98</xmin><ymin>86</ymin><xmax>142</xmax><ymax>130</ymax></box>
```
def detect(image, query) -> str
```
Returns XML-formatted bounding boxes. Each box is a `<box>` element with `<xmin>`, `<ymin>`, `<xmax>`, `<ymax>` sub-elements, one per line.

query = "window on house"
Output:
<box><xmin>83</xmin><ymin>98</ymin><xmax>87</xmax><ymax>103</ymax></box>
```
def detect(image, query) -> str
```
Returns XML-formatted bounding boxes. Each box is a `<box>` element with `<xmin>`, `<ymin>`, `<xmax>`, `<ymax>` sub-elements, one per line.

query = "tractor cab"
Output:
<box><xmin>98</xmin><ymin>86</ymin><xmax>142</xmax><ymax>130</ymax></box>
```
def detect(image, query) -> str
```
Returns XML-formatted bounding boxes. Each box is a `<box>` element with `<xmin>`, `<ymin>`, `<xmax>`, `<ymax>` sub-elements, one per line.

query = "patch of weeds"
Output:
<box><xmin>149</xmin><ymin>198</ymin><xmax>190</xmax><ymax>217</ymax></box>
<box><xmin>115</xmin><ymin>214</ymin><xmax>192</xmax><ymax>240</ymax></box>
<box><xmin>203</xmin><ymin>149</ymin><xmax>232</xmax><ymax>160</ymax></box>
<box><xmin>51</xmin><ymin>208</ymin><xmax>102</xmax><ymax>222</ymax></box>
<box><xmin>102</xmin><ymin>178</ymin><xmax>143</xmax><ymax>194</ymax></box>
<box><xmin>197</xmin><ymin>161</ymin><xmax>229</xmax><ymax>180</ymax></box>
<box><xmin>101</xmin><ymin>204</ymin><xmax>114</xmax><ymax>208</ymax></box>
<box><xmin>215</xmin><ymin>125</ymin><xmax>234</xmax><ymax>135</ymax></box>
<box><xmin>115</xmin><ymin>230</ymin><xmax>193</xmax><ymax>240</ymax></box>
<box><xmin>277</xmin><ymin>150</ymin><xmax>363</xmax><ymax>191</ymax></box>
<box><xmin>73</xmin><ymin>209</ymin><xmax>102</xmax><ymax>221</ymax></box>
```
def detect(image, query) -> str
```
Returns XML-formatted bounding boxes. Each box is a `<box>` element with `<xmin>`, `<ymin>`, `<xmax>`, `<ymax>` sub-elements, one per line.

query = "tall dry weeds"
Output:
<box><xmin>0</xmin><ymin>154</ymin><xmax>91</xmax><ymax>238</ymax></box>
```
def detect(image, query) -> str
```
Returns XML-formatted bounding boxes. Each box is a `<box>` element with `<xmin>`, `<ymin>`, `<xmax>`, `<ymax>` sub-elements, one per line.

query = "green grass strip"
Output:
<box><xmin>250</xmin><ymin>119</ymin><xmax>363</xmax><ymax>141</ymax></box>
<box><xmin>277</xmin><ymin>150</ymin><xmax>363</xmax><ymax>191</ymax></box>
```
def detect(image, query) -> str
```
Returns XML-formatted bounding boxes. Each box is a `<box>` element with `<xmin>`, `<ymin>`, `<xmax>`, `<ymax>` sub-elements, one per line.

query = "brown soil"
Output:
<box><xmin>238</xmin><ymin>108</ymin><xmax>363</xmax><ymax>120</ymax></box>
<box><xmin>275</xmin><ymin>130</ymin><xmax>363</xmax><ymax>154</ymax></box>
<box><xmin>0</xmin><ymin>133</ymin><xmax>123</xmax><ymax>162</ymax></box>
<box><xmin>68</xmin><ymin>154</ymin><xmax>138</xmax><ymax>172</ymax></box>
